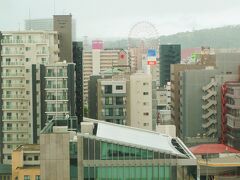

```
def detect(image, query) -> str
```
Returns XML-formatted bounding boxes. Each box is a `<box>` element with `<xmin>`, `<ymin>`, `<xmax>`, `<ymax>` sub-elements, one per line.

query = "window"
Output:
<box><xmin>7</xmin><ymin>155</ymin><xmax>12</xmax><ymax>160</ymax></box>
<box><xmin>26</xmin><ymin>69</ymin><xmax>30</xmax><ymax>73</ymax></box>
<box><xmin>115</xmin><ymin>108</ymin><xmax>124</xmax><ymax>116</ymax></box>
<box><xmin>105</xmin><ymin>97</ymin><xmax>113</xmax><ymax>105</ymax></box>
<box><xmin>24</xmin><ymin>175</ymin><xmax>30</xmax><ymax>180</ymax></box>
<box><xmin>25</xmin><ymin>47</ymin><xmax>31</xmax><ymax>51</ymax></box>
<box><xmin>26</xmin><ymin>80</ymin><xmax>29</xmax><ymax>84</ymax></box>
<box><xmin>104</xmin><ymin>85</ymin><xmax>112</xmax><ymax>94</ymax></box>
<box><xmin>143</xmin><ymin>92</ymin><xmax>149</xmax><ymax>95</ymax></box>
<box><xmin>143</xmin><ymin>123</ymin><xmax>149</xmax><ymax>126</ymax></box>
<box><xmin>34</xmin><ymin>156</ymin><xmax>39</xmax><ymax>160</ymax></box>
<box><xmin>143</xmin><ymin>82</ymin><xmax>149</xmax><ymax>85</ymax></box>
<box><xmin>116</xmin><ymin>97</ymin><xmax>124</xmax><ymax>105</ymax></box>
<box><xmin>116</xmin><ymin>85</ymin><xmax>123</xmax><ymax>90</ymax></box>
<box><xmin>105</xmin><ymin>108</ymin><xmax>113</xmax><ymax>116</ymax></box>
<box><xmin>35</xmin><ymin>175</ymin><xmax>40</xmax><ymax>180</ymax></box>
<box><xmin>25</xmin><ymin>58</ymin><xmax>30</xmax><ymax>62</ymax></box>
<box><xmin>143</xmin><ymin>112</ymin><xmax>149</xmax><ymax>116</ymax></box>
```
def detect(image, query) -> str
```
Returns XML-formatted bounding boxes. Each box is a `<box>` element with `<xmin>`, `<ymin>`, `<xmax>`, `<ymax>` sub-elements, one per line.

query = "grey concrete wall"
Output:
<box><xmin>40</xmin><ymin>133</ymin><xmax>70</xmax><ymax>180</ymax></box>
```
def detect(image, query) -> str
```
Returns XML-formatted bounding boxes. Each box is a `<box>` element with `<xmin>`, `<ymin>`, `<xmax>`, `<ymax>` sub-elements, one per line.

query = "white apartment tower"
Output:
<box><xmin>127</xmin><ymin>72</ymin><xmax>153</xmax><ymax>130</ymax></box>
<box><xmin>0</xmin><ymin>31</ymin><xmax>59</xmax><ymax>164</ymax></box>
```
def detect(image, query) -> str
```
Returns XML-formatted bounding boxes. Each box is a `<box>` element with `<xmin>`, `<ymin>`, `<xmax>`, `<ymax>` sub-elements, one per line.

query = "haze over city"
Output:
<box><xmin>2</xmin><ymin>0</ymin><xmax>240</xmax><ymax>38</ymax></box>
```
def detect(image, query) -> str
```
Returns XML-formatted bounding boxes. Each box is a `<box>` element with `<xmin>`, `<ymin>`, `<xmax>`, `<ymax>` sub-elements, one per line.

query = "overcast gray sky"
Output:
<box><xmin>1</xmin><ymin>0</ymin><xmax>240</xmax><ymax>39</ymax></box>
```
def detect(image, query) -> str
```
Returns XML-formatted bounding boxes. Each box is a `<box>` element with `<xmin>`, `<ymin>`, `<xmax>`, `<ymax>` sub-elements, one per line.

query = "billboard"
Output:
<box><xmin>147</xmin><ymin>49</ymin><xmax>157</xmax><ymax>65</ymax></box>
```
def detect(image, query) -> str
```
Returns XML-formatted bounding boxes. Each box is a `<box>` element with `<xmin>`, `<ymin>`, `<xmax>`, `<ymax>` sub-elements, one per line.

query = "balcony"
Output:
<box><xmin>1</xmin><ymin>73</ymin><xmax>25</xmax><ymax>78</ymax></box>
<box><xmin>3</xmin><ymin>137</ymin><xmax>28</xmax><ymax>143</ymax></box>
<box><xmin>226</xmin><ymin>117</ymin><xmax>240</xmax><ymax>129</ymax></box>
<box><xmin>45</xmin><ymin>73</ymin><xmax>67</xmax><ymax>78</ymax></box>
<box><xmin>2</xmin><ymin>83</ymin><xmax>25</xmax><ymax>89</ymax></box>
<box><xmin>2</xmin><ymin>105</ymin><xmax>28</xmax><ymax>111</ymax></box>
<box><xmin>1</xmin><ymin>62</ymin><xmax>25</xmax><ymax>66</ymax></box>
<box><xmin>2</xmin><ymin>127</ymin><xmax>28</xmax><ymax>132</ymax></box>
<box><xmin>45</xmin><ymin>107</ymin><xmax>68</xmax><ymax>113</ymax></box>
<box><xmin>2</xmin><ymin>116</ymin><xmax>28</xmax><ymax>121</ymax></box>
<box><xmin>36</xmin><ymin>51</ymin><xmax>48</xmax><ymax>55</ymax></box>
<box><xmin>24</xmin><ymin>160</ymin><xmax>40</xmax><ymax>166</ymax></box>
<box><xmin>1</xmin><ymin>39</ymin><xmax>25</xmax><ymax>44</ymax></box>
<box><xmin>45</xmin><ymin>84</ymin><xmax>67</xmax><ymax>89</ymax></box>
<box><xmin>1</xmin><ymin>51</ymin><xmax>24</xmax><ymax>56</ymax></box>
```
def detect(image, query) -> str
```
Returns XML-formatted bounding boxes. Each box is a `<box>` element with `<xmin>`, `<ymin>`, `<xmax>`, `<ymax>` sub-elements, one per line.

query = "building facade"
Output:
<box><xmin>222</xmin><ymin>82</ymin><xmax>240</xmax><ymax>150</ymax></box>
<box><xmin>25</xmin><ymin>19</ymin><xmax>53</xmax><ymax>31</ymax></box>
<box><xmin>12</xmin><ymin>144</ymin><xmax>40</xmax><ymax>180</ymax></box>
<box><xmin>83</xmin><ymin>49</ymin><xmax>128</xmax><ymax>103</ymax></box>
<box><xmin>160</xmin><ymin>44</ymin><xmax>181</xmax><ymax>87</ymax></box>
<box><xmin>40</xmin><ymin>117</ymin><xmax>198</xmax><ymax>180</ymax></box>
<box><xmin>127</xmin><ymin>72</ymin><xmax>153</xmax><ymax>130</ymax></box>
<box><xmin>73</xmin><ymin>42</ymin><xmax>84</xmax><ymax>124</ymax></box>
<box><xmin>53</xmin><ymin>15</ymin><xmax>72</xmax><ymax>63</ymax></box>
<box><xmin>0</xmin><ymin>31</ymin><xmax>59</xmax><ymax>163</ymax></box>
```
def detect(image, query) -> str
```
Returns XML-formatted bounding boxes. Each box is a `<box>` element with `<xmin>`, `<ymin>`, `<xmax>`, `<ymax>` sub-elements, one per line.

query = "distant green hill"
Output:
<box><xmin>103</xmin><ymin>25</ymin><xmax>240</xmax><ymax>49</ymax></box>
<box><xmin>160</xmin><ymin>25</ymin><xmax>240</xmax><ymax>49</ymax></box>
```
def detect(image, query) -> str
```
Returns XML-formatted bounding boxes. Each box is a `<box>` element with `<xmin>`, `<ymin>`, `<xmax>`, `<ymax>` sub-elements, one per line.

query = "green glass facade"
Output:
<box><xmin>80</xmin><ymin>137</ymin><xmax>181</xmax><ymax>180</ymax></box>
<box><xmin>84</xmin><ymin>165</ymin><xmax>171</xmax><ymax>180</ymax></box>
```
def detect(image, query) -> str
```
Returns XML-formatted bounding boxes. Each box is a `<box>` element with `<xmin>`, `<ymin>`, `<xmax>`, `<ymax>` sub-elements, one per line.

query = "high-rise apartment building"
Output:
<box><xmin>0</xmin><ymin>31</ymin><xmax>59</xmax><ymax>163</ymax></box>
<box><xmin>83</xmin><ymin>49</ymin><xmax>128</xmax><ymax>103</ymax></box>
<box><xmin>53</xmin><ymin>15</ymin><xmax>72</xmax><ymax>63</ymax></box>
<box><xmin>0</xmin><ymin>31</ymin><xmax>75</xmax><ymax>164</ymax></box>
<box><xmin>160</xmin><ymin>44</ymin><xmax>181</xmax><ymax>87</ymax></box>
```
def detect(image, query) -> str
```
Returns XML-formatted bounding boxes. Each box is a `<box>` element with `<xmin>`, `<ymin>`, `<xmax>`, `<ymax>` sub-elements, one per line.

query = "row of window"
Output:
<box><xmin>83</xmin><ymin>138</ymin><xmax>177</xmax><ymax>161</ymax></box>
<box><xmin>84</xmin><ymin>166</ymin><xmax>172</xmax><ymax>180</ymax></box>
<box><xmin>104</xmin><ymin>108</ymin><xmax>125</xmax><ymax>116</ymax></box>
<box><xmin>104</xmin><ymin>85</ymin><xmax>124</xmax><ymax>94</ymax></box>
<box><xmin>23</xmin><ymin>175</ymin><xmax>40</xmax><ymax>180</ymax></box>
<box><xmin>104</xmin><ymin>97</ymin><xmax>124</xmax><ymax>105</ymax></box>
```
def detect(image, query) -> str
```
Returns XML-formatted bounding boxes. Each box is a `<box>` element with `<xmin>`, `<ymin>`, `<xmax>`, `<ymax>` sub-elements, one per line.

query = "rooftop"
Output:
<box><xmin>15</xmin><ymin>144</ymin><xmax>40</xmax><ymax>152</ymax></box>
<box><xmin>189</xmin><ymin>144</ymin><xmax>240</xmax><ymax>154</ymax></box>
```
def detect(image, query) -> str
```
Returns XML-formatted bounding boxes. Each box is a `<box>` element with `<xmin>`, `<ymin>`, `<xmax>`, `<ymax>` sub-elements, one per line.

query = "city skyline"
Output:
<box><xmin>1</xmin><ymin>0</ymin><xmax>240</xmax><ymax>39</ymax></box>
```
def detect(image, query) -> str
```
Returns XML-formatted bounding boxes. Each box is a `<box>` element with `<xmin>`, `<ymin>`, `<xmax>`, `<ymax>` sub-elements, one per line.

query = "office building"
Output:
<box><xmin>12</xmin><ymin>144</ymin><xmax>40</xmax><ymax>180</ymax></box>
<box><xmin>160</xmin><ymin>44</ymin><xmax>181</xmax><ymax>87</ymax></box>
<box><xmin>40</xmin><ymin>117</ymin><xmax>198</xmax><ymax>180</ymax></box>
<box><xmin>73</xmin><ymin>42</ymin><xmax>84</xmax><ymax>124</ymax></box>
<box><xmin>83</xmin><ymin>49</ymin><xmax>128</xmax><ymax>103</ymax></box>
<box><xmin>0</xmin><ymin>31</ymin><xmax>59</xmax><ymax>163</ymax></box>
<box><xmin>25</xmin><ymin>19</ymin><xmax>53</xmax><ymax>31</ymax></box>
<box><xmin>53</xmin><ymin>15</ymin><xmax>72</xmax><ymax>63</ymax></box>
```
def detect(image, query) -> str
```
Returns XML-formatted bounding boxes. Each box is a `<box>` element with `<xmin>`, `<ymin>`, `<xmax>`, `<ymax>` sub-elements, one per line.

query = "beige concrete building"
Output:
<box><xmin>127</xmin><ymin>72</ymin><xmax>153</xmax><ymax>130</ymax></box>
<box><xmin>83</xmin><ymin>49</ymin><xmax>128</xmax><ymax>103</ymax></box>
<box><xmin>0</xmin><ymin>31</ymin><xmax>59</xmax><ymax>164</ymax></box>
<box><xmin>12</xmin><ymin>144</ymin><xmax>40</xmax><ymax>180</ymax></box>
